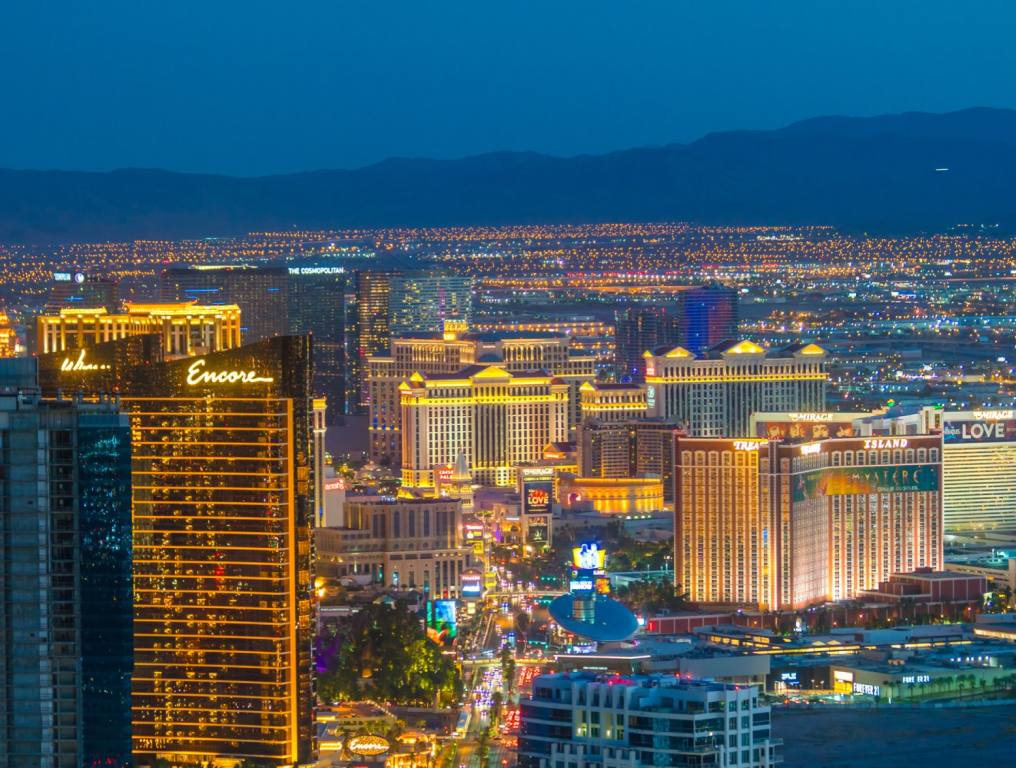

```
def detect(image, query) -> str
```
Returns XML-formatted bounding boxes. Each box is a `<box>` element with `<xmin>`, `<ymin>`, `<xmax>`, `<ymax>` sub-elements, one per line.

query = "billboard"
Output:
<box><xmin>460</xmin><ymin>570</ymin><xmax>483</xmax><ymax>599</ymax></box>
<box><xmin>756</xmin><ymin>418</ymin><xmax>855</xmax><ymax>440</ymax></box>
<box><xmin>572</xmin><ymin>542</ymin><xmax>606</xmax><ymax>571</ymax></box>
<box><xmin>522</xmin><ymin>479</ymin><xmax>553</xmax><ymax>516</ymax></box>
<box><xmin>427</xmin><ymin>599</ymin><xmax>458</xmax><ymax>644</ymax></box>
<box><xmin>526</xmin><ymin>517</ymin><xmax>549</xmax><ymax>545</ymax></box>
<box><xmin>794</xmin><ymin>464</ymin><xmax>940</xmax><ymax>503</ymax></box>
<box><xmin>943</xmin><ymin>418</ymin><xmax>1016</xmax><ymax>444</ymax></box>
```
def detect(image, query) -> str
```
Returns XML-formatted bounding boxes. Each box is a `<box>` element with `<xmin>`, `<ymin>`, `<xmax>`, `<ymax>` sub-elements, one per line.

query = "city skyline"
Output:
<box><xmin>3</xmin><ymin>5</ymin><xmax>1016</xmax><ymax>768</ymax></box>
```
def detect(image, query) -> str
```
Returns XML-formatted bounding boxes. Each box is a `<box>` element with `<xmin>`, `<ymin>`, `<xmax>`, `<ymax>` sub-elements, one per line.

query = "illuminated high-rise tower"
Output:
<box><xmin>161</xmin><ymin>264</ymin><xmax>289</xmax><ymax>343</ymax></box>
<box><xmin>37</xmin><ymin>335</ymin><xmax>316</xmax><ymax>767</ymax></box>
<box><xmin>676</xmin><ymin>283</ymin><xmax>738</xmax><ymax>356</ymax></box>
<box><xmin>645</xmin><ymin>340</ymin><xmax>827</xmax><ymax>437</ymax></box>
<box><xmin>287</xmin><ymin>266</ymin><xmax>348</xmax><ymax>424</ymax></box>
<box><xmin>353</xmin><ymin>270</ymin><xmax>395</xmax><ymax>411</ymax></box>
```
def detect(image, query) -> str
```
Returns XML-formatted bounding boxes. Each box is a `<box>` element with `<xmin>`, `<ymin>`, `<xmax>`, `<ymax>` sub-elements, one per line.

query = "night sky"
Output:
<box><xmin>2</xmin><ymin>0</ymin><xmax>1013</xmax><ymax>175</ymax></box>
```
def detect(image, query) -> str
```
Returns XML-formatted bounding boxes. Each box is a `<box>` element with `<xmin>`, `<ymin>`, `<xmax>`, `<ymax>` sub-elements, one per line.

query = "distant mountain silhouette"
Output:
<box><xmin>2</xmin><ymin>107</ymin><xmax>1016</xmax><ymax>243</ymax></box>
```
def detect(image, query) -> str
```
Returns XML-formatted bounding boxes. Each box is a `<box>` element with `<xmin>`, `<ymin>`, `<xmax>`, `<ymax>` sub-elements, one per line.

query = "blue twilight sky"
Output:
<box><xmin>1</xmin><ymin>0</ymin><xmax>1014</xmax><ymax>176</ymax></box>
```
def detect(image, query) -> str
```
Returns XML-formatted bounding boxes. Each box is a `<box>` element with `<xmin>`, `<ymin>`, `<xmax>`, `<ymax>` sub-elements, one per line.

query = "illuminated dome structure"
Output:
<box><xmin>549</xmin><ymin>577</ymin><xmax>639</xmax><ymax>643</ymax></box>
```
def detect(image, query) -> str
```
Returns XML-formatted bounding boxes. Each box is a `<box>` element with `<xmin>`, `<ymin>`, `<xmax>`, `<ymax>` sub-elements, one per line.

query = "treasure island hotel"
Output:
<box><xmin>35</xmin><ymin>303</ymin><xmax>315</xmax><ymax>767</ymax></box>
<box><xmin>674</xmin><ymin>433</ymin><xmax>943</xmax><ymax>610</ymax></box>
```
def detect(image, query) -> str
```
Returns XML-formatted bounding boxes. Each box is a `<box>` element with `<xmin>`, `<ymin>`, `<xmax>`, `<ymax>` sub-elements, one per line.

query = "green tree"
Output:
<box><xmin>316</xmin><ymin>602</ymin><xmax>462</xmax><ymax>707</ymax></box>
<box><xmin>500</xmin><ymin>646</ymin><xmax>517</xmax><ymax>694</ymax></box>
<box><xmin>616</xmin><ymin>579</ymin><xmax>690</xmax><ymax>615</ymax></box>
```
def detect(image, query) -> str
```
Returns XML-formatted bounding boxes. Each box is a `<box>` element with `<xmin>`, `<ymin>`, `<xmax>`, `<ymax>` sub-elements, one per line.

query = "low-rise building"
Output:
<box><xmin>857</xmin><ymin>569</ymin><xmax>986</xmax><ymax>605</ymax></box>
<box><xmin>519</xmin><ymin>672</ymin><xmax>779</xmax><ymax>768</ymax></box>
<box><xmin>560</xmin><ymin>476</ymin><xmax>664</xmax><ymax>516</ymax></box>
<box><xmin>315</xmin><ymin>496</ymin><xmax>473</xmax><ymax>598</ymax></box>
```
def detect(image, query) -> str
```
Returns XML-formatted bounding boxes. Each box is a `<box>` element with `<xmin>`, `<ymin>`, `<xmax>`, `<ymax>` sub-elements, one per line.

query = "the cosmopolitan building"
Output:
<box><xmin>519</xmin><ymin>672</ymin><xmax>779</xmax><ymax>768</ymax></box>
<box><xmin>37</xmin><ymin>335</ymin><xmax>317</xmax><ymax>767</ymax></box>
<box><xmin>613</xmin><ymin>305</ymin><xmax>681</xmax><ymax>382</ymax></box>
<box><xmin>287</xmin><ymin>266</ymin><xmax>348</xmax><ymax>424</ymax></box>
<box><xmin>368</xmin><ymin>323</ymin><xmax>594</xmax><ymax>462</ymax></box>
<box><xmin>646</xmin><ymin>340</ymin><xmax>828</xmax><ymax>437</ymax></box>
<box><xmin>400</xmin><ymin>363</ymin><xmax>569</xmax><ymax>489</ymax></box>
<box><xmin>675</xmin><ymin>434</ymin><xmax>943</xmax><ymax>609</ymax></box>
<box><xmin>315</xmin><ymin>496</ymin><xmax>473</xmax><ymax>597</ymax></box>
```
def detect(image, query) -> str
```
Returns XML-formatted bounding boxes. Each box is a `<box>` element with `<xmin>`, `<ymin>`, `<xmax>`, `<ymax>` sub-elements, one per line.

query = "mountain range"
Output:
<box><xmin>2</xmin><ymin>107</ymin><xmax>1016</xmax><ymax>243</ymax></box>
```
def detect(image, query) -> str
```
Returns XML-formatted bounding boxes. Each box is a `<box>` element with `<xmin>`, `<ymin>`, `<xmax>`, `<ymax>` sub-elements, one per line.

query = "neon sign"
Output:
<box><xmin>863</xmin><ymin>438</ymin><xmax>908</xmax><ymax>450</ymax></box>
<box><xmin>60</xmin><ymin>349</ymin><xmax>111</xmax><ymax>372</ymax></box>
<box><xmin>972</xmin><ymin>409</ymin><xmax>1014</xmax><ymax>420</ymax></box>
<box><xmin>186</xmin><ymin>358</ymin><xmax>274</xmax><ymax>386</ymax></box>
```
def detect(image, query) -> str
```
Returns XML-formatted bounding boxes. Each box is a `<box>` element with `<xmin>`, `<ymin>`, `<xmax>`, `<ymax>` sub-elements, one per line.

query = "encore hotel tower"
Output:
<box><xmin>38</xmin><ymin>334</ymin><xmax>315</xmax><ymax>767</ymax></box>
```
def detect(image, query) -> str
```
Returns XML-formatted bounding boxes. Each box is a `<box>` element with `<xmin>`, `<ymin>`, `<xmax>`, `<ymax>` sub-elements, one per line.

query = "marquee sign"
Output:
<box><xmin>186</xmin><ymin>358</ymin><xmax>274</xmax><ymax>386</ymax></box>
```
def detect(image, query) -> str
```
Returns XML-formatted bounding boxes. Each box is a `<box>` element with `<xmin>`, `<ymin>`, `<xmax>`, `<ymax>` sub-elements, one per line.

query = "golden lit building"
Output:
<box><xmin>470</xmin><ymin>318</ymin><xmax>615</xmax><ymax>365</ymax></box>
<box><xmin>35</xmin><ymin>301</ymin><xmax>242</xmax><ymax>358</ymax></box>
<box><xmin>645</xmin><ymin>340</ymin><xmax>827</xmax><ymax>437</ymax></box>
<box><xmin>400</xmin><ymin>364</ymin><xmax>569</xmax><ymax>489</ymax></box>
<box><xmin>368</xmin><ymin>322</ymin><xmax>593</xmax><ymax>462</ymax></box>
<box><xmin>38</xmin><ymin>335</ymin><xmax>316</xmax><ymax>767</ymax></box>
<box><xmin>578</xmin><ymin>381</ymin><xmax>646</xmax><ymax>422</ymax></box>
<box><xmin>559</xmin><ymin>476</ymin><xmax>664</xmax><ymax>516</ymax></box>
<box><xmin>760</xmin><ymin>406</ymin><xmax>1016</xmax><ymax>534</ymax></box>
<box><xmin>0</xmin><ymin>310</ymin><xmax>19</xmax><ymax>357</ymax></box>
<box><xmin>675</xmin><ymin>434</ymin><xmax>943</xmax><ymax>610</ymax></box>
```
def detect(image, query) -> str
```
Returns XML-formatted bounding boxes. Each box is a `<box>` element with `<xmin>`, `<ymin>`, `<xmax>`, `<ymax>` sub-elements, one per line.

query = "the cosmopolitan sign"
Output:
<box><xmin>186</xmin><ymin>358</ymin><xmax>274</xmax><ymax>386</ymax></box>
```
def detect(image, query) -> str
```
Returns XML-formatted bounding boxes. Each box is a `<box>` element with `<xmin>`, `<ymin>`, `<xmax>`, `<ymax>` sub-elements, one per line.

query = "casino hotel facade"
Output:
<box><xmin>675</xmin><ymin>433</ymin><xmax>943</xmax><ymax>610</ymax></box>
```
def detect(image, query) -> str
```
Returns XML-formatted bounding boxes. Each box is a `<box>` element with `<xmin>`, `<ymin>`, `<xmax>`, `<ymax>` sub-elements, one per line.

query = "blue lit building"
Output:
<box><xmin>0</xmin><ymin>359</ymin><xmax>133</xmax><ymax>768</ymax></box>
<box><xmin>78</xmin><ymin>409</ymin><xmax>133</xmax><ymax>768</ymax></box>
<box><xmin>676</xmin><ymin>284</ymin><xmax>738</xmax><ymax>357</ymax></box>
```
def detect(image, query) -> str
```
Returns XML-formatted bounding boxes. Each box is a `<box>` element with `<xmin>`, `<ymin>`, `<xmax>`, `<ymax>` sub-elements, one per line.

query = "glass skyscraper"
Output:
<box><xmin>0</xmin><ymin>359</ymin><xmax>132</xmax><ymax>768</ymax></box>
<box><xmin>78</xmin><ymin>409</ymin><xmax>133</xmax><ymax>768</ymax></box>
<box><xmin>676</xmin><ymin>283</ymin><xmax>739</xmax><ymax>356</ymax></box>
<box><xmin>287</xmin><ymin>266</ymin><xmax>347</xmax><ymax>424</ymax></box>
<box><xmin>161</xmin><ymin>264</ymin><xmax>290</xmax><ymax>342</ymax></box>
<box><xmin>388</xmin><ymin>271</ymin><xmax>473</xmax><ymax>335</ymax></box>
<box><xmin>612</xmin><ymin>305</ymin><xmax>681</xmax><ymax>382</ymax></box>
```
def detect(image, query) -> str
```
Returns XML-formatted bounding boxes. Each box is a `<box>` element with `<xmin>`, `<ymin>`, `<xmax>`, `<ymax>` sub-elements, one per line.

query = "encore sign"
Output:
<box><xmin>186</xmin><ymin>358</ymin><xmax>274</xmax><ymax>386</ymax></box>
